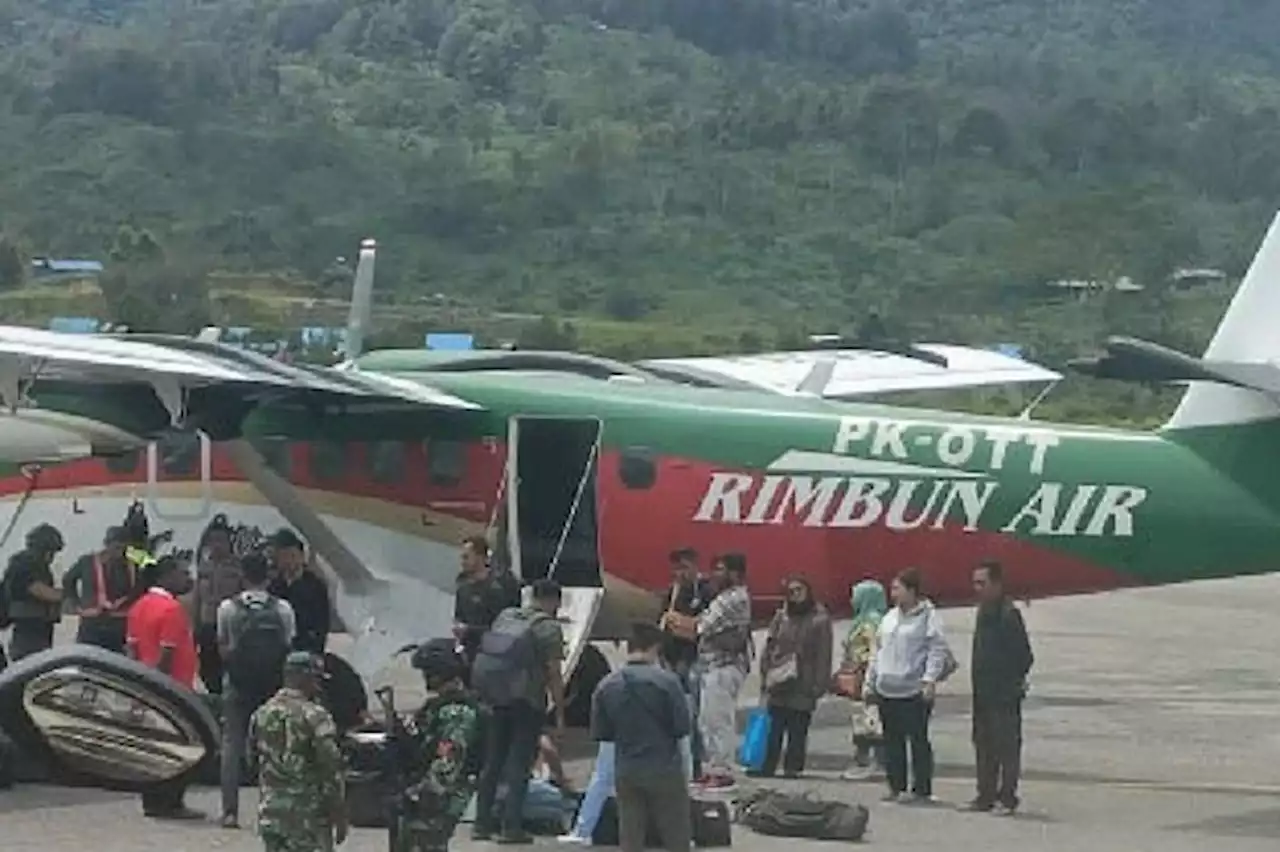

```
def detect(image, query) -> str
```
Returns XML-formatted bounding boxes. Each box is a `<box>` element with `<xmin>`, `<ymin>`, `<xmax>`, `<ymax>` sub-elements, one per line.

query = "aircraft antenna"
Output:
<box><xmin>1016</xmin><ymin>379</ymin><xmax>1059</xmax><ymax>421</ymax></box>
<box><xmin>341</xmin><ymin>238</ymin><xmax>377</xmax><ymax>363</ymax></box>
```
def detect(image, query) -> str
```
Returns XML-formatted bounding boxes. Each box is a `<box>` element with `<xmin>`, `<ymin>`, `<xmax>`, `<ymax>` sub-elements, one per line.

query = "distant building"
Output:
<box><xmin>1170</xmin><ymin>268</ymin><xmax>1227</xmax><ymax>290</ymax></box>
<box><xmin>47</xmin><ymin>317</ymin><xmax>101</xmax><ymax>334</ymax></box>
<box><xmin>1046</xmin><ymin>276</ymin><xmax>1144</xmax><ymax>295</ymax></box>
<box><xmin>425</xmin><ymin>332</ymin><xmax>474</xmax><ymax>351</ymax></box>
<box><xmin>30</xmin><ymin>258</ymin><xmax>104</xmax><ymax>280</ymax></box>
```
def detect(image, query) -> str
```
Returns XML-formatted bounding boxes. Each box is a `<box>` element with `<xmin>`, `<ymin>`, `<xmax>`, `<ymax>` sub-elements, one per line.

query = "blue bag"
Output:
<box><xmin>738</xmin><ymin>707</ymin><xmax>770</xmax><ymax>771</ymax></box>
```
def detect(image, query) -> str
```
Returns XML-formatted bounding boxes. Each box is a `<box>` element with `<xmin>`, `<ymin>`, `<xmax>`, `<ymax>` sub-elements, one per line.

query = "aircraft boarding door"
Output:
<box><xmin>505</xmin><ymin>416</ymin><xmax>606</xmax><ymax>681</ymax></box>
<box><xmin>145</xmin><ymin>431</ymin><xmax>213</xmax><ymax>521</ymax></box>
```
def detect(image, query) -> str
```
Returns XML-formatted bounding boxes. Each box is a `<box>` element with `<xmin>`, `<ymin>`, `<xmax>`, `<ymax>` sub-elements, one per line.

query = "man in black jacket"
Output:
<box><xmin>965</xmin><ymin>560</ymin><xmax>1034</xmax><ymax>816</ymax></box>
<box><xmin>453</xmin><ymin>535</ymin><xmax>520</xmax><ymax>666</ymax></box>
<box><xmin>266</xmin><ymin>529</ymin><xmax>331</xmax><ymax>655</ymax></box>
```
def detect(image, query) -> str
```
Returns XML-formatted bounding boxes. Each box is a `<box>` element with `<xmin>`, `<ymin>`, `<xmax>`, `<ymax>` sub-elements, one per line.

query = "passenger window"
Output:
<box><xmin>157</xmin><ymin>432</ymin><xmax>199</xmax><ymax>477</ymax></box>
<box><xmin>310</xmin><ymin>441</ymin><xmax>347</xmax><ymax>483</ymax></box>
<box><xmin>251</xmin><ymin>437</ymin><xmax>291</xmax><ymax>478</ymax></box>
<box><xmin>619</xmin><ymin>446</ymin><xmax>656</xmax><ymax>490</ymax></box>
<box><xmin>368</xmin><ymin>441</ymin><xmax>406</xmax><ymax>485</ymax></box>
<box><xmin>426</xmin><ymin>439</ymin><xmax>466</xmax><ymax>487</ymax></box>
<box><xmin>105</xmin><ymin>448</ymin><xmax>141</xmax><ymax>475</ymax></box>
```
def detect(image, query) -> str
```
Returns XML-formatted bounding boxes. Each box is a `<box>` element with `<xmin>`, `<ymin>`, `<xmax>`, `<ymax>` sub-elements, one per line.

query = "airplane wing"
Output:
<box><xmin>0</xmin><ymin>326</ymin><xmax>481</xmax><ymax>463</ymax></box>
<box><xmin>639</xmin><ymin>344</ymin><xmax>1061</xmax><ymax>399</ymax></box>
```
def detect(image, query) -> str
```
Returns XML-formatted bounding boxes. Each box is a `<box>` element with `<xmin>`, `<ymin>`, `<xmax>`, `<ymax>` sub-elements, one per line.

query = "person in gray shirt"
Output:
<box><xmin>592</xmin><ymin>622</ymin><xmax>692</xmax><ymax>852</ymax></box>
<box><xmin>216</xmin><ymin>552</ymin><xmax>295</xmax><ymax>828</ymax></box>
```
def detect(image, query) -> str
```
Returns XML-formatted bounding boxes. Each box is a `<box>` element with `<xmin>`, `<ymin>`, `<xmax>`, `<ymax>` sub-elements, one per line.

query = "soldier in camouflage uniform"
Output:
<box><xmin>398</xmin><ymin>638</ymin><xmax>486</xmax><ymax>852</ymax></box>
<box><xmin>249</xmin><ymin>651</ymin><xmax>350</xmax><ymax>851</ymax></box>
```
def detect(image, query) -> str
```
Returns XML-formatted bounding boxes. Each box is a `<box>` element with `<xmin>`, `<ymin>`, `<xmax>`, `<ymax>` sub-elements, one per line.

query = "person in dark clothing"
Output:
<box><xmin>658</xmin><ymin>547</ymin><xmax>710</xmax><ymax>674</ymax></box>
<box><xmin>4</xmin><ymin>525</ymin><xmax>65</xmax><ymax>661</ymax></box>
<box><xmin>964</xmin><ymin>560</ymin><xmax>1034</xmax><ymax>816</ymax></box>
<box><xmin>592</xmin><ymin>622</ymin><xmax>691</xmax><ymax>852</ymax></box>
<box><xmin>453</xmin><ymin>535</ymin><xmax>520</xmax><ymax>665</ymax></box>
<box><xmin>63</xmin><ymin>526</ymin><xmax>136</xmax><ymax>653</ymax></box>
<box><xmin>265</xmin><ymin>529</ymin><xmax>330</xmax><ymax>654</ymax></box>
<box><xmin>657</xmin><ymin>547</ymin><xmax>710</xmax><ymax>780</ymax></box>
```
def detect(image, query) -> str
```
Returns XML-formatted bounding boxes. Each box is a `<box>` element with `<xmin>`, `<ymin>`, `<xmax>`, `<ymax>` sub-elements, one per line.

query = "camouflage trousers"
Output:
<box><xmin>261</xmin><ymin>828</ymin><xmax>334</xmax><ymax>852</ymax></box>
<box><xmin>394</xmin><ymin>814</ymin><xmax>461</xmax><ymax>852</ymax></box>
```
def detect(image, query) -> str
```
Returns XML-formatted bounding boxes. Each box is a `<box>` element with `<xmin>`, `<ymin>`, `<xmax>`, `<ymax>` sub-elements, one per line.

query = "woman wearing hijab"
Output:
<box><xmin>840</xmin><ymin>579</ymin><xmax>887</xmax><ymax>780</ymax></box>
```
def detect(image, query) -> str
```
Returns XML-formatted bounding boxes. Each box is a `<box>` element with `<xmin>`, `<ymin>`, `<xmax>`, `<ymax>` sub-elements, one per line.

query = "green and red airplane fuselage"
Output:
<box><xmin>3</xmin><ymin>369</ymin><xmax>1278</xmax><ymax>627</ymax></box>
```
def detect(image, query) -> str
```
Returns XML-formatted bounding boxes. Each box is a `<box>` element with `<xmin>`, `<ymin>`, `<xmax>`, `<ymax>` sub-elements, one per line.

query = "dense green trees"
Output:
<box><xmin>0</xmin><ymin>0</ymin><xmax>1278</xmax><ymax>421</ymax></box>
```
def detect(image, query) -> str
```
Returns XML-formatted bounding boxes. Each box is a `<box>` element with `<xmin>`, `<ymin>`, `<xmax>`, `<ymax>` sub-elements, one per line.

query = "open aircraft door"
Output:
<box><xmin>145</xmin><ymin>431</ymin><xmax>213</xmax><ymax>521</ymax></box>
<box><xmin>505</xmin><ymin>416</ymin><xmax>606</xmax><ymax>684</ymax></box>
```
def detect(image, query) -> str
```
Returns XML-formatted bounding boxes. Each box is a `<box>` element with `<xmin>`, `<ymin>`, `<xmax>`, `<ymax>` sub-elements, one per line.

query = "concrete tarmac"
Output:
<box><xmin>3</xmin><ymin>574</ymin><xmax>1280</xmax><ymax>850</ymax></box>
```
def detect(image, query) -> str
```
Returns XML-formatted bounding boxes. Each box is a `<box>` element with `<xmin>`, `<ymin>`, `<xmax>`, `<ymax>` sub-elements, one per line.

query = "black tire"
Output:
<box><xmin>563</xmin><ymin>644</ymin><xmax>610</xmax><ymax>729</ymax></box>
<box><xmin>321</xmin><ymin>651</ymin><xmax>367</xmax><ymax>733</ymax></box>
<box><xmin>0</xmin><ymin>644</ymin><xmax>218</xmax><ymax>792</ymax></box>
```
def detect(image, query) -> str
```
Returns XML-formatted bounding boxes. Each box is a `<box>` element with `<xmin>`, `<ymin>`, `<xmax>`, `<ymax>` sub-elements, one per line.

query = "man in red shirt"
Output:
<box><xmin>127</xmin><ymin>554</ymin><xmax>205</xmax><ymax>821</ymax></box>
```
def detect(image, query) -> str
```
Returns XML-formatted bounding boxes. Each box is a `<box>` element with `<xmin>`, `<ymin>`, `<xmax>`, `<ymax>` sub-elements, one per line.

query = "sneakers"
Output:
<box><xmin>556</xmin><ymin>834</ymin><xmax>591</xmax><ymax>845</ymax></box>
<box><xmin>993</xmin><ymin>801</ymin><xmax>1019</xmax><ymax>817</ymax></box>
<box><xmin>220</xmin><ymin>813</ymin><xmax>240</xmax><ymax>829</ymax></box>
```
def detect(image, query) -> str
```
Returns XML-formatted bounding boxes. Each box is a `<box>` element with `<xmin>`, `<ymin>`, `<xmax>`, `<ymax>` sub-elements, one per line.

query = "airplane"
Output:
<box><xmin>0</xmin><ymin>212</ymin><xmax>1279</xmax><ymax>723</ymax></box>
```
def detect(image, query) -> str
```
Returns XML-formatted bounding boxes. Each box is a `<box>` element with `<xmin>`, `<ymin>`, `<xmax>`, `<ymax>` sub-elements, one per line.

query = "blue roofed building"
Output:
<box><xmin>425</xmin><ymin>332</ymin><xmax>475</xmax><ymax>351</ymax></box>
<box><xmin>48</xmin><ymin>317</ymin><xmax>101</xmax><ymax>334</ymax></box>
<box><xmin>30</xmin><ymin>258</ymin><xmax>104</xmax><ymax>280</ymax></box>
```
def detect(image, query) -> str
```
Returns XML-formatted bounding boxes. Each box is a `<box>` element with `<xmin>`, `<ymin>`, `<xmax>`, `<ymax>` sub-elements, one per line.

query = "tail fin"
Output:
<box><xmin>1165</xmin><ymin>212</ymin><xmax>1280</xmax><ymax>431</ymax></box>
<box><xmin>340</xmin><ymin>238</ymin><xmax>377</xmax><ymax>363</ymax></box>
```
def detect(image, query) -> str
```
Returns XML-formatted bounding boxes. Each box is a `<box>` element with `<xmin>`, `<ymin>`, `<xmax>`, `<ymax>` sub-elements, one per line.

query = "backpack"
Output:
<box><xmin>738</xmin><ymin>789</ymin><xmax>869</xmax><ymax>842</ymax></box>
<box><xmin>470</xmin><ymin>609</ymin><xmax>546</xmax><ymax>707</ymax></box>
<box><xmin>225</xmin><ymin>594</ymin><xmax>290</xmax><ymax>701</ymax></box>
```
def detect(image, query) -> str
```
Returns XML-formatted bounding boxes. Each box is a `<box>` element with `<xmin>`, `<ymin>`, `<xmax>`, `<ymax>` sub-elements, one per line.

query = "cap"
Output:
<box><xmin>283</xmin><ymin>651</ymin><xmax>328</xmax><ymax>678</ymax></box>
<box><xmin>270</xmin><ymin>528</ymin><xmax>305</xmax><ymax>550</ymax></box>
<box><xmin>104</xmin><ymin>526</ymin><xmax>129</xmax><ymax>545</ymax></box>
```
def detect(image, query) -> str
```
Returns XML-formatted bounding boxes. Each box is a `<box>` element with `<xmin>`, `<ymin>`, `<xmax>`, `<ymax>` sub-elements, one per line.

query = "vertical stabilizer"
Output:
<box><xmin>1166</xmin><ymin>212</ymin><xmax>1280</xmax><ymax>430</ymax></box>
<box><xmin>341</xmin><ymin>238</ymin><xmax>377</xmax><ymax>363</ymax></box>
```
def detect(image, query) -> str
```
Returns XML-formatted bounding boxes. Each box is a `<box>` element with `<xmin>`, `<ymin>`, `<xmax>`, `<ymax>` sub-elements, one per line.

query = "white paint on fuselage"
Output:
<box><xmin>0</xmin><ymin>495</ymin><xmax>462</xmax><ymax>678</ymax></box>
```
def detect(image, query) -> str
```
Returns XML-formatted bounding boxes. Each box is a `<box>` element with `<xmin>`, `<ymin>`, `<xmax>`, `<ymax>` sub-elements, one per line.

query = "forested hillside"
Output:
<box><xmin>0</xmin><ymin>0</ymin><xmax>1278</xmax><ymax>420</ymax></box>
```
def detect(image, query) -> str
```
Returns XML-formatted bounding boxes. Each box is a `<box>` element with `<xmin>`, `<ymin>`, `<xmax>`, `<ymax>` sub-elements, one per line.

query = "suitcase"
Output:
<box><xmin>691</xmin><ymin>798</ymin><xmax>732</xmax><ymax>847</ymax></box>
<box><xmin>343</xmin><ymin>729</ymin><xmax>392</xmax><ymax>828</ymax></box>
<box><xmin>588</xmin><ymin>796</ymin><xmax>731</xmax><ymax>847</ymax></box>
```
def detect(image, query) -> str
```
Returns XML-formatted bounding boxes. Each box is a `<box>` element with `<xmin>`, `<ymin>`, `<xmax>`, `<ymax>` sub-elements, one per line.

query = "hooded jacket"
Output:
<box><xmin>865</xmin><ymin>599</ymin><xmax>953</xmax><ymax>700</ymax></box>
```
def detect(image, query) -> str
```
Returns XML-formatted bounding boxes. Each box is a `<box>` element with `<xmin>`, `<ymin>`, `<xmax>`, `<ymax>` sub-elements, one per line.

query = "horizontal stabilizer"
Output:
<box><xmin>1069</xmin><ymin>336</ymin><xmax>1280</xmax><ymax>398</ymax></box>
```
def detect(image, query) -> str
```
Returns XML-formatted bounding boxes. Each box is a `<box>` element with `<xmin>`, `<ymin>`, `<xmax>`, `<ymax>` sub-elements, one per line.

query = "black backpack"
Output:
<box><xmin>225</xmin><ymin>595</ymin><xmax>290</xmax><ymax>701</ymax></box>
<box><xmin>738</xmin><ymin>789</ymin><xmax>869</xmax><ymax>842</ymax></box>
<box><xmin>471</xmin><ymin>610</ymin><xmax>545</xmax><ymax>707</ymax></box>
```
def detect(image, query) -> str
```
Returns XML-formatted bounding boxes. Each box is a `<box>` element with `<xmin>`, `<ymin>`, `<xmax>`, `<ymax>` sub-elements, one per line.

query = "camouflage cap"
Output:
<box><xmin>283</xmin><ymin>651</ymin><xmax>328</xmax><ymax>678</ymax></box>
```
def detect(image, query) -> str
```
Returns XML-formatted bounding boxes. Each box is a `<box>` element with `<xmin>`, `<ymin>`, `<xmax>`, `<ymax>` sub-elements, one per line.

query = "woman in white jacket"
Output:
<box><xmin>864</xmin><ymin>568</ymin><xmax>956</xmax><ymax>805</ymax></box>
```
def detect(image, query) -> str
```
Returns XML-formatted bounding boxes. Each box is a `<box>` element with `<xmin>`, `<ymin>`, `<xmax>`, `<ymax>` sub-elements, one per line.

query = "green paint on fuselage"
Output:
<box><xmin>11</xmin><ymin>367</ymin><xmax>1280</xmax><ymax>590</ymax></box>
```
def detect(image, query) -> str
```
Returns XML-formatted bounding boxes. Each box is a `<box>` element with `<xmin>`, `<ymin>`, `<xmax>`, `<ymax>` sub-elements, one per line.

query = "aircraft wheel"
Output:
<box><xmin>564</xmin><ymin>644</ymin><xmax>610</xmax><ymax>728</ymax></box>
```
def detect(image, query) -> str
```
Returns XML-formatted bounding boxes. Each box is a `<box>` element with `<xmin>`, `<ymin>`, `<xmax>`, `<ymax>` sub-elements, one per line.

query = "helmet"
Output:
<box><xmin>26</xmin><ymin>524</ymin><xmax>64</xmax><ymax>554</ymax></box>
<box><xmin>409</xmin><ymin>638</ymin><xmax>467</xmax><ymax>684</ymax></box>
